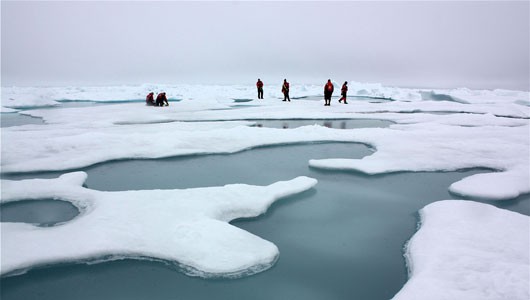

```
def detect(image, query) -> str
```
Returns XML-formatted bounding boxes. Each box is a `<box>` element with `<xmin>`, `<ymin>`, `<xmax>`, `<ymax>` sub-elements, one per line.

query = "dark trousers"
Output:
<box><xmin>257</xmin><ymin>88</ymin><xmax>263</xmax><ymax>99</ymax></box>
<box><xmin>339</xmin><ymin>92</ymin><xmax>347</xmax><ymax>103</ymax></box>
<box><xmin>283</xmin><ymin>92</ymin><xmax>290</xmax><ymax>101</ymax></box>
<box><xmin>156</xmin><ymin>99</ymin><xmax>168</xmax><ymax>106</ymax></box>
<box><xmin>324</xmin><ymin>92</ymin><xmax>332</xmax><ymax>105</ymax></box>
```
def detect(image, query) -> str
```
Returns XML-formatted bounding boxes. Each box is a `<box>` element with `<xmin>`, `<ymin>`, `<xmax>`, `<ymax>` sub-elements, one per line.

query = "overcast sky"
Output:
<box><xmin>2</xmin><ymin>1</ymin><xmax>529</xmax><ymax>90</ymax></box>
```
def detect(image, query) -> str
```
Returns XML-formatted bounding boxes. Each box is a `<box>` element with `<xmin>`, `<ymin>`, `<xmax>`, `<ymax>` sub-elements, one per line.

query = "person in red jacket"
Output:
<box><xmin>339</xmin><ymin>81</ymin><xmax>348</xmax><ymax>104</ymax></box>
<box><xmin>146</xmin><ymin>92</ymin><xmax>155</xmax><ymax>106</ymax></box>
<box><xmin>324</xmin><ymin>79</ymin><xmax>334</xmax><ymax>106</ymax></box>
<box><xmin>256</xmin><ymin>79</ymin><xmax>264</xmax><ymax>99</ymax></box>
<box><xmin>156</xmin><ymin>92</ymin><xmax>169</xmax><ymax>107</ymax></box>
<box><xmin>282</xmin><ymin>79</ymin><xmax>290</xmax><ymax>102</ymax></box>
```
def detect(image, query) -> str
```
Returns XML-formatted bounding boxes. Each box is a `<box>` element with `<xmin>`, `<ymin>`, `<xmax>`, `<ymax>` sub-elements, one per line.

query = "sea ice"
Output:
<box><xmin>392</xmin><ymin>200</ymin><xmax>529</xmax><ymax>300</ymax></box>
<box><xmin>0</xmin><ymin>172</ymin><xmax>318</xmax><ymax>277</ymax></box>
<box><xmin>2</xmin><ymin>83</ymin><xmax>529</xmax><ymax>201</ymax></box>
<box><xmin>309</xmin><ymin>123</ymin><xmax>530</xmax><ymax>200</ymax></box>
<box><xmin>1</xmin><ymin>83</ymin><xmax>529</xmax><ymax>298</ymax></box>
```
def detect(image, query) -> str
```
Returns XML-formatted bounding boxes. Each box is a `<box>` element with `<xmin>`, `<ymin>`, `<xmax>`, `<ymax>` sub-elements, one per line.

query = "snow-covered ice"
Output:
<box><xmin>309</xmin><ymin>123</ymin><xmax>529</xmax><ymax>200</ymax></box>
<box><xmin>0</xmin><ymin>172</ymin><xmax>318</xmax><ymax>277</ymax></box>
<box><xmin>2</xmin><ymin>83</ymin><xmax>528</xmax><ymax>200</ymax></box>
<box><xmin>392</xmin><ymin>200</ymin><xmax>529</xmax><ymax>300</ymax></box>
<box><xmin>1</xmin><ymin>82</ymin><xmax>529</xmax><ymax>298</ymax></box>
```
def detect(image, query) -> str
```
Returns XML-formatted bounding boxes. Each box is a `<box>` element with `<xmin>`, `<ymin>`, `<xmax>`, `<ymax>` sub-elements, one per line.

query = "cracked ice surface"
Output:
<box><xmin>0</xmin><ymin>172</ymin><xmax>318</xmax><ymax>277</ymax></box>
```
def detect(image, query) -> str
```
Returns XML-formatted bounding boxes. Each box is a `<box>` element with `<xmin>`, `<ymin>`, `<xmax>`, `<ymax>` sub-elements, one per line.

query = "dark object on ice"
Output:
<box><xmin>282</xmin><ymin>79</ymin><xmax>290</xmax><ymax>102</ymax></box>
<box><xmin>339</xmin><ymin>81</ymin><xmax>348</xmax><ymax>104</ymax></box>
<box><xmin>256</xmin><ymin>79</ymin><xmax>264</xmax><ymax>99</ymax></box>
<box><xmin>156</xmin><ymin>92</ymin><xmax>169</xmax><ymax>107</ymax></box>
<box><xmin>324</xmin><ymin>79</ymin><xmax>334</xmax><ymax>106</ymax></box>
<box><xmin>146</xmin><ymin>92</ymin><xmax>155</xmax><ymax>106</ymax></box>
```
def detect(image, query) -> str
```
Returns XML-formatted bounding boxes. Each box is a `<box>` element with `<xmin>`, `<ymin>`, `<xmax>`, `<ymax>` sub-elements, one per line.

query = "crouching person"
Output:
<box><xmin>146</xmin><ymin>92</ymin><xmax>155</xmax><ymax>106</ymax></box>
<box><xmin>156</xmin><ymin>92</ymin><xmax>169</xmax><ymax>106</ymax></box>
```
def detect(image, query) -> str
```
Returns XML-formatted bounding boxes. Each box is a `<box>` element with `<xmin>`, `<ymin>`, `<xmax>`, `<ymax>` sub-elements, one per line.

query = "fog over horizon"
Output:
<box><xmin>2</xmin><ymin>1</ymin><xmax>529</xmax><ymax>91</ymax></box>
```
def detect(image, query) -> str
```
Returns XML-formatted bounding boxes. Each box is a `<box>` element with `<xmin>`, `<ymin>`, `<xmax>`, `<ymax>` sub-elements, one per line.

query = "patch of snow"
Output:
<box><xmin>1</xmin><ymin>107</ymin><xmax>19</xmax><ymax>113</ymax></box>
<box><xmin>392</xmin><ymin>200</ymin><xmax>529</xmax><ymax>300</ymax></box>
<box><xmin>0</xmin><ymin>173</ymin><xmax>318</xmax><ymax>277</ymax></box>
<box><xmin>309</xmin><ymin>123</ymin><xmax>529</xmax><ymax>200</ymax></box>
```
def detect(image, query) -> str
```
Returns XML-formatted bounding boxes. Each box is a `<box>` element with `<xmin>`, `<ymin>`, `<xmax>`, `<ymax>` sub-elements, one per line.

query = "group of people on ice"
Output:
<box><xmin>324</xmin><ymin>79</ymin><xmax>349</xmax><ymax>105</ymax></box>
<box><xmin>146</xmin><ymin>92</ymin><xmax>169</xmax><ymax>106</ymax></box>
<box><xmin>257</xmin><ymin>79</ymin><xmax>349</xmax><ymax>105</ymax></box>
<box><xmin>146</xmin><ymin>79</ymin><xmax>349</xmax><ymax>107</ymax></box>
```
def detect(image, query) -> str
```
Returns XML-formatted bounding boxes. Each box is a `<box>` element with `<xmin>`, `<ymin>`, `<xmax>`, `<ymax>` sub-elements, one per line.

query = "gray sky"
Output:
<box><xmin>2</xmin><ymin>1</ymin><xmax>529</xmax><ymax>90</ymax></box>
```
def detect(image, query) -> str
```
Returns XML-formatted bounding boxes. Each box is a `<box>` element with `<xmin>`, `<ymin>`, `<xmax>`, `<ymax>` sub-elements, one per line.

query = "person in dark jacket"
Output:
<box><xmin>146</xmin><ymin>92</ymin><xmax>155</xmax><ymax>106</ymax></box>
<box><xmin>256</xmin><ymin>79</ymin><xmax>264</xmax><ymax>99</ymax></box>
<box><xmin>156</xmin><ymin>92</ymin><xmax>169</xmax><ymax>106</ymax></box>
<box><xmin>282</xmin><ymin>79</ymin><xmax>290</xmax><ymax>102</ymax></box>
<box><xmin>324</xmin><ymin>79</ymin><xmax>334</xmax><ymax>106</ymax></box>
<box><xmin>339</xmin><ymin>81</ymin><xmax>348</xmax><ymax>104</ymax></box>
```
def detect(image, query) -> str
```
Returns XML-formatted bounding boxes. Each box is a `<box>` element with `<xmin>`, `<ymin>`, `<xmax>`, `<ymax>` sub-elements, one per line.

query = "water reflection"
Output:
<box><xmin>251</xmin><ymin>119</ymin><xmax>393</xmax><ymax>129</ymax></box>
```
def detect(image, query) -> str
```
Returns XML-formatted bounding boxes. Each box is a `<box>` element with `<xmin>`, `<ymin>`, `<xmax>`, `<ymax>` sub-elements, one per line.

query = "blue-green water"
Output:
<box><xmin>1</xmin><ymin>113</ymin><xmax>44</xmax><ymax>127</ymax></box>
<box><xmin>2</xmin><ymin>142</ymin><xmax>528</xmax><ymax>300</ymax></box>
<box><xmin>250</xmin><ymin>119</ymin><xmax>392</xmax><ymax>129</ymax></box>
<box><xmin>0</xmin><ymin>200</ymin><xmax>79</xmax><ymax>226</ymax></box>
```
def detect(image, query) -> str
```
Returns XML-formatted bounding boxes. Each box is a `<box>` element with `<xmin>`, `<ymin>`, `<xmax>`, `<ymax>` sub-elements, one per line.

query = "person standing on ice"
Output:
<box><xmin>324</xmin><ymin>79</ymin><xmax>334</xmax><ymax>106</ymax></box>
<box><xmin>156</xmin><ymin>92</ymin><xmax>169</xmax><ymax>107</ymax></box>
<box><xmin>146</xmin><ymin>92</ymin><xmax>155</xmax><ymax>106</ymax></box>
<box><xmin>256</xmin><ymin>79</ymin><xmax>264</xmax><ymax>99</ymax></box>
<box><xmin>338</xmin><ymin>81</ymin><xmax>348</xmax><ymax>104</ymax></box>
<box><xmin>282</xmin><ymin>79</ymin><xmax>291</xmax><ymax>102</ymax></box>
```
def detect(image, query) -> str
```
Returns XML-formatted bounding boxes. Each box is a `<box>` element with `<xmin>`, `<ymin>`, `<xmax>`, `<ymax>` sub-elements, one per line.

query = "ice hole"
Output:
<box><xmin>0</xmin><ymin>199</ymin><xmax>79</xmax><ymax>226</ymax></box>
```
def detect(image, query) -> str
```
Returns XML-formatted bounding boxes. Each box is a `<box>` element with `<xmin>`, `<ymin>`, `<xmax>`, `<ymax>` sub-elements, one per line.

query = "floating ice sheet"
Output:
<box><xmin>0</xmin><ymin>172</ymin><xmax>318</xmax><ymax>277</ymax></box>
<box><xmin>392</xmin><ymin>200</ymin><xmax>529</xmax><ymax>300</ymax></box>
<box><xmin>309</xmin><ymin>123</ymin><xmax>530</xmax><ymax>200</ymax></box>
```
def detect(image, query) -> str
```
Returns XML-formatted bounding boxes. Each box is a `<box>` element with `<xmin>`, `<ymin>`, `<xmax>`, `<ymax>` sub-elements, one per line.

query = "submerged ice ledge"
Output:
<box><xmin>392</xmin><ymin>200</ymin><xmax>529</xmax><ymax>300</ymax></box>
<box><xmin>0</xmin><ymin>172</ymin><xmax>318</xmax><ymax>278</ymax></box>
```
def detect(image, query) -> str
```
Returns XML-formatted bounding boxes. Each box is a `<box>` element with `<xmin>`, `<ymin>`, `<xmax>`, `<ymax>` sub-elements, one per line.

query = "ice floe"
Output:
<box><xmin>392</xmin><ymin>200</ymin><xmax>529</xmax><ymax>300</ymax></box>
<box><xmin>309</xmin><ymin>123</ymin><xmax>529</xmax><ymax>200</ymax></box>
<box><xmin>0</xmin><ymin>172</ymin><xmax>318</xmax><ymax>277</ymax></box>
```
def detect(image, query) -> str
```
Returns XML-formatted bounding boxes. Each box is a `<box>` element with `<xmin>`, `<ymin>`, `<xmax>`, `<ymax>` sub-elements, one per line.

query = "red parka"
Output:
<box><xmin>146</xmin><ymin>92</ymin><xmax>155</xmax><ymax>104</ymax></box>
<box><xmin>324</xmin><ymin>81</ymin><xmax>334</xmax><ymax>93</ymax></box>
<box><xmin>282</xmin><ymin>81</ymin><xmax>290</xmax><ymax>93</ymax></box>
